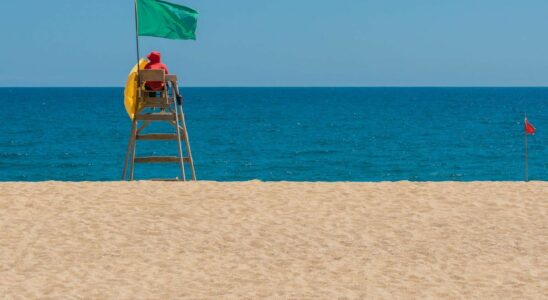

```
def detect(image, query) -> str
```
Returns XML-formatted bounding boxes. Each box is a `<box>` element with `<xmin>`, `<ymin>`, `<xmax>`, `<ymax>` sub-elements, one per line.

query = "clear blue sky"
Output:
<box><xmin>1</xmin><ymin>0</ymin><xmax>548</xmax><ymax>87</ymax></box>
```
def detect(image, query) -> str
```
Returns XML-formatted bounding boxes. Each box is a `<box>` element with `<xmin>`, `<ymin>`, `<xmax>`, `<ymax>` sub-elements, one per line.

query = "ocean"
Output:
<box><xmin>1</xmin><ymin>87</ymin><xmax>546</xmax><ymax>181</ymax></box>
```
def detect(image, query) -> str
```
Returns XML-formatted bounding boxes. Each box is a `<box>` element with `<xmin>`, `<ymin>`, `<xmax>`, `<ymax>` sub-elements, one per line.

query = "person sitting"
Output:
<box><xmin>144</xmin><ymin>51</ymin><xmax>169</xmax><ymax>96</ymax></box>
<box><xmin>143</xmin><ymin>51</ymin><xmax>182</xmax><ymax>104</ymax></box>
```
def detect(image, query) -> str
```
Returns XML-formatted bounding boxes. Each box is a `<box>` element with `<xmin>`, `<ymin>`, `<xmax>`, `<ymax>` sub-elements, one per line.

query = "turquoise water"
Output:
<box><xmin>1</xmin><ymin>87</ymin><xmax>547</xmax><ymax>181</ymax></box>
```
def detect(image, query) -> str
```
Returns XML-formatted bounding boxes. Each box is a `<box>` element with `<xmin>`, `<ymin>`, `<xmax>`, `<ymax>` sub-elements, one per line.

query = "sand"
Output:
<box><xmin>0</xmin><ymin>181</ymin><xmax>546</xmax><ymax>299</ymax></box>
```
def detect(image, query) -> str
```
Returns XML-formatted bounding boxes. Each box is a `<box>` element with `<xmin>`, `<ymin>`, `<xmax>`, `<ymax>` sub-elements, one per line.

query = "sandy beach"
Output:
<box><xmin>0</xmin><ymin>181</ymin><xmax>546</xmax><ymax>298</ymax></box>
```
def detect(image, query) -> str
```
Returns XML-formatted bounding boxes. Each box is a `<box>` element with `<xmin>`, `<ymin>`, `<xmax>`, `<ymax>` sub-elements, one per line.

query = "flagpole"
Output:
<box><xmin>524</xmin><ymin>113</ymin><xmax>528</xmax><ymax>182</ymax></box>
<box><xmin>134</xmin><ymin>0</ymin><xmax>141</xmax><ymax>78</ymax></box>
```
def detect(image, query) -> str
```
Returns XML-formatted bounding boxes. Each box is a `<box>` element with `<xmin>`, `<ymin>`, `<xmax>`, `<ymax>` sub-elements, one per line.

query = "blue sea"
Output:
<box><xmin>1</xmin><ymin>87</ymin><xmax>547</xmax><ymax>181</ymax></box>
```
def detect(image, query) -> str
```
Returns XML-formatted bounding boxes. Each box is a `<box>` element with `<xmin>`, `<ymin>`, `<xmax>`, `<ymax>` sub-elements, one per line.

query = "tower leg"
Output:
<box><xmin>179</xmin><ymin>104</ymin><xmax>196</xmax><ymax>180</ymax></box>
<box><xmin>173</xmin><ymin>99</ymin><xmax>186</xmax><ymax>181</ymax></box>
<box><xmin>122</xmin><ymin>118</ymin><xmax>137</xmax><ymax>180</ymax></box>
<box><xmin>129</xmin><ymin>120</ymin><xmax>138</xmax><ymax>181</ymax></box>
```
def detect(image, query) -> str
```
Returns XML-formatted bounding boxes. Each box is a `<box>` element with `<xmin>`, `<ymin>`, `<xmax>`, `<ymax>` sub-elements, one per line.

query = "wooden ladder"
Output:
<box><xmin>122</xmin><ymin>70</ymin><xmax>196</xmax><ymax>181</ymax></box>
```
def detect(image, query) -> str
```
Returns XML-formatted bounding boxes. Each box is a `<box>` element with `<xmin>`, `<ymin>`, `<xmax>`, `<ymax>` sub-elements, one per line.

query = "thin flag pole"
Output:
<box><xmin>124</xmin><ymin>0</ymin><xmax>141</xmax><ymax>180</ymax></box>
<box><xmin>524</xmin><ymin>113</ymin><xmax>528</xmax><ymax>182</ymax></box>
<box><xmin>134</xmin><ymin>0</ymin><xmax>141</xmax><ymax>79</ymax></box>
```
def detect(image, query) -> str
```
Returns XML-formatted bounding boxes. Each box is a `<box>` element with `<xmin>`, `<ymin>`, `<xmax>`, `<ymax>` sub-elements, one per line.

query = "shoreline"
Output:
<box><xmin>1</xmin><ymin>180</ymin><xmax>547</xmax><ymax>183</ymax></box>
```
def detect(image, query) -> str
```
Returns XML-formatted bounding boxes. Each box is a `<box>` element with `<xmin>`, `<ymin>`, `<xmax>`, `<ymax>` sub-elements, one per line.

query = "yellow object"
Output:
<box><xmin>124</xmin><ymin>59</ymin><xmax>149</xmax><ymax>119</ymax></box>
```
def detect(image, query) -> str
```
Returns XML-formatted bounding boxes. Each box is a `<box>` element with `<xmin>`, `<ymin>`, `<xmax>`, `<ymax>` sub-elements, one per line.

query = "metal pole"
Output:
<box><xmin>524</xmin><ymin>129</ymin><xmax>528</xmax><ymax>182</ymax></box>
<box><xmin>125</xmin><ymin>0</ymin><xmax>141</xmax><ymax>181</ymax></box>
<box><xmin>134</xmin><ymin>0</ymin><xmax>142</xmax><ymax>103</ymax></box>
<box><xmin>524</xmin><ymin>113</ymin><xmax>528</xmax><ymax>182</ymax></box>
<box><xmin>134</xmin><ymin>0</ymin><xmax>141</xmax><ymax>69</ymax></box>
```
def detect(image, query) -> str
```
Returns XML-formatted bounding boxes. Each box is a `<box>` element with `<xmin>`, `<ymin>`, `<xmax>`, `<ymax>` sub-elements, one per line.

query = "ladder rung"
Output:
<box><xmin>136</xmin><ymin>134</ymin><xmax>182</xmax><ymax>141</ymax></box>
<box><xmin>142</xmin><ymin>96</ymin><xmax>167</xmax><ymax>102</ymax></box>
<box><xmin>142</xmin><ymin>103</ymin><xmax>170</xmax><ymax>108</ymax></box>
<box><xmin>134</xmin><ymin>156</ymin><xmax>191</xmax><ymax>163</ymax></box>
<box><xmin>142</xmin><ymin>97</ymin><xmax>171</xmax><ymax>108</ymax></box>
<box><xmin>135</xmin><ymin>113</ymin><xmax>176</xmax><ymax>121</ymax></box>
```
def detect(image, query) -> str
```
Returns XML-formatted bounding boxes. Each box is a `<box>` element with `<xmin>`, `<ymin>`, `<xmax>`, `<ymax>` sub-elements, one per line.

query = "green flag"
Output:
<box><xmin>137</xmin><ymin>0</ymin><xmax>198</xmax><ymax>40</ymax></box>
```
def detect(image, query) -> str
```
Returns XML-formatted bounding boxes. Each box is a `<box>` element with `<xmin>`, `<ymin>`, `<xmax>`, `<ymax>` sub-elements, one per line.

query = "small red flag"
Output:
<box><xmin>525</xmin><ymin>118</ymin><xmax>536</xmax><ymax>135</ymax></box>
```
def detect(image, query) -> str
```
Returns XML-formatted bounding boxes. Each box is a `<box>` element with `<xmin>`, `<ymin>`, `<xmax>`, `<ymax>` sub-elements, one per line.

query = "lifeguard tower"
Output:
<box><xmin>121</xmin><ymin>69</ymin><xmax>196</xmax><ymax>181</ymax></box>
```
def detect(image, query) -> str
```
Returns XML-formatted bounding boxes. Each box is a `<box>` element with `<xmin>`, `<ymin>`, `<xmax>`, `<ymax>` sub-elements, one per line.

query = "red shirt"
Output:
<box><xmin>144</xmin><ymin>51</ymin><xmax>169</xmax><ymax>91</ymax></box>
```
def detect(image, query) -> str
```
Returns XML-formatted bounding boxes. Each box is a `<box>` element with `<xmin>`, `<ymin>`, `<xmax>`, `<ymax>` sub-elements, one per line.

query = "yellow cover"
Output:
<box><xmin>124</xmin><ymin>59</ymin><xmax>148</xmax><ymax>119</ymax></box>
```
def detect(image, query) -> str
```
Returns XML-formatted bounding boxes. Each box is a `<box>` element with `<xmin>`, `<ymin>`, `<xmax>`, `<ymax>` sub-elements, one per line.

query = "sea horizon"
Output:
<box><xmin>1</xmin><ymin>87</ymin><xmax>546</xmax><ymax>182</ymax></box>
<box><xmin>3</xmin><ymin>86</ymin><xmax>548</xmax><ymax>89</ymax></box>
